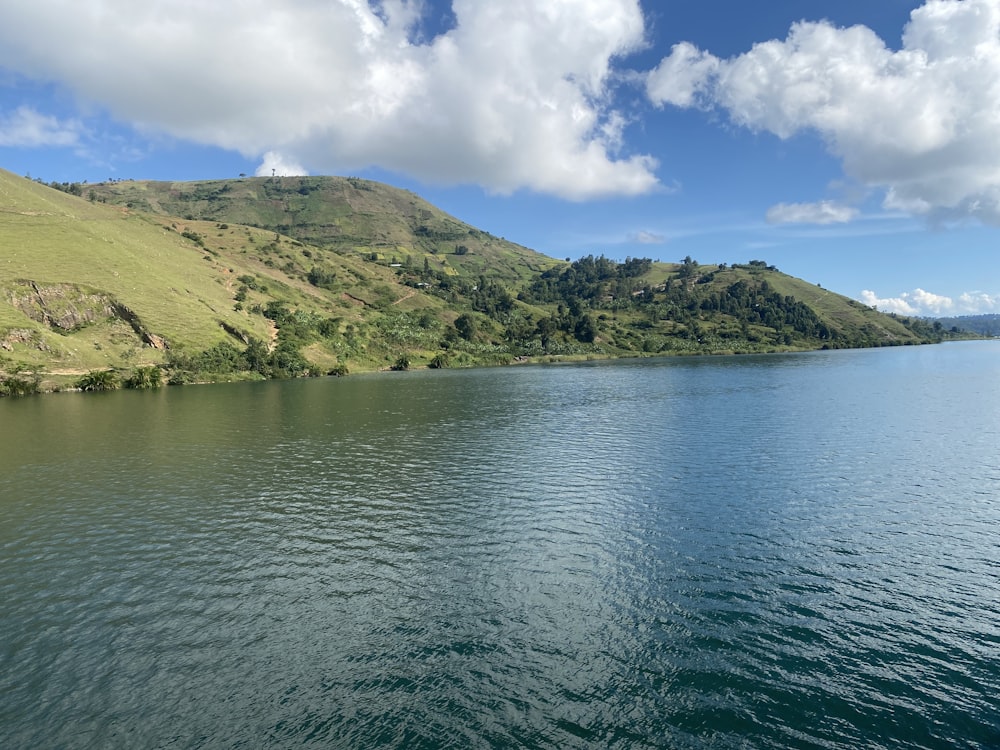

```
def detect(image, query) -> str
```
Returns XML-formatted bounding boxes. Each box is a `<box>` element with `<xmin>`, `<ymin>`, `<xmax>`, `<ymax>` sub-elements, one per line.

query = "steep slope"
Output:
<box><xmin>86</xmin><ymin>175</ymin><xmax>558</xmax><ymax>284</ymax></box>
<box><xmin>1</xmin><ymin>169</ymin><xmax>269</xmax><ymax>370</ymax></box>
<box><xmin>1</xmin><ymin>169</ymin><xmax>444</xmax><ymax>382</ymax></box>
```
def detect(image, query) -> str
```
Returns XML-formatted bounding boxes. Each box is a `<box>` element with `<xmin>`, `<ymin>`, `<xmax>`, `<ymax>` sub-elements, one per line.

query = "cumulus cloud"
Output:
<box><xmin>957</xmin><ymin>291</ymin><xmax>1000</xmax><ymax>312</ymax></box>
<box><xmin>860</xmin><ymin>290</ymin><xmax>922</xmax><ymax>316</ymax></box>
<box><xmin>647</xmin><ymin>0</ymin><xmax>1000</xmax><ymax>224</ymax></box>
<box><xmin>859</xmin><ymin>287</ymin><xmax>1000</xmax><ymax>315</ymax></box>
<box><xmin>646</xmin><ymin>41</ymin><xmax>720</xmax><ymax>108</ymax></box>
<box><xmin>255</xmin><ymin>152</ymin><xmax>308</xmax><ymax>178</ymax></box>
<box><xmin>766</xmin><ymin>200</ymin><xmax>858</xmax><ymax>225</ymax></box>
<box><xmin>0</xmin><ymin>105</ymin><xmax>80</xmax><ymax>147</ymax></box>
<box><xmin>0</xmin><ymin>0</ymin><xmax>658</xmax><ymax>199</ymax></box>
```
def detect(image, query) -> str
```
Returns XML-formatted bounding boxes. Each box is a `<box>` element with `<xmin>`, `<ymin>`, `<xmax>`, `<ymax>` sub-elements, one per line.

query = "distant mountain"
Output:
<box><xmin>932</xmin><ymin>314</ymin><xmax>1000</xmax><ymax>336</ymax></box>
<box><xmin>2</xmin><ymin>169</ymin><xmax>954</xmax><ymax>394</ymax></box>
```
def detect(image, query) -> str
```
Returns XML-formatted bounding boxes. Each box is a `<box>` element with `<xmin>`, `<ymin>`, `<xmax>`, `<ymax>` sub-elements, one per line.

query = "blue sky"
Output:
<box><xmin>2</xmin><ymin>0</ymin><xmax>999</xmax><ymax>316</ymax></box>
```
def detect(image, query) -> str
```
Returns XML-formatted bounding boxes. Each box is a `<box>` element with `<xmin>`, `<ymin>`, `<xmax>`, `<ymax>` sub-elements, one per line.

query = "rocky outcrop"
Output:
<box><xmin>110</xmin><ymin>302</ymin><xmax>168</xmax><ymax>350</ymax></box>
<box><xmin>0</xmin><ymin>328</ymin><xmax>46</xmax><ymax>352</ymax></box>
<box><xmin>219</xmin><ymin>320</ymin><xmax>251</xmax><ymax>345</ymax></box>
<box><xmin>4</xmin><ymin>281</ymin><xmax>168</xmax><ymax>349</ymax></box>
<box><xmin>7</xmin><ymin>281</ymin><xmax>115</xmax><ymax>331</ymax></box>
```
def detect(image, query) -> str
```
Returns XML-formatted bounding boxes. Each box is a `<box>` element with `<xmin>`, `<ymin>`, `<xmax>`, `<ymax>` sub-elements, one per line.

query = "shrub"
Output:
<box><xmin>181</xmin><ymin>230</ymin><xmax>205</xmax><ymax>247</ymax></box>
<box><xmin>77</xmin><ymin>370</ymin><xmax>119</xmax><ymax>392</ymax></box>
<box><xmin>307</xmin><ymin>265</ymin><xmax>338</xmax><ymax>290</ymax></box>
<box><xmin>390</xmin><ymin>354</ymin><xmax>410</xmax><ymax>371</ymax></box>
<box><xmin>124</xmin><ymin>366</ymin><xmax>162</xmax><ymax>390</ymax></box>
<box><xmin>0</xmin><ymin>374</ymin><xmax>41</xmax><ymax>397</ymax></box>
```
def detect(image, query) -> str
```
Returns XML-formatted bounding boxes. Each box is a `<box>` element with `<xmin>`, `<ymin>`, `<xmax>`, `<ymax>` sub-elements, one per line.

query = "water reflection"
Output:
<box><xmin>2</xmin><ymin>343</ymin><xmax>999</xmax><ymax>748</ymax></box>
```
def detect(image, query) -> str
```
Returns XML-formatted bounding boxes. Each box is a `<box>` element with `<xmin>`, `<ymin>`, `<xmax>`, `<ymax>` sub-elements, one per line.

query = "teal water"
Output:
<box><xmin>2</xmin><ymin>342</ymin><xmax>999</xmax><ymax>748</ymax></box>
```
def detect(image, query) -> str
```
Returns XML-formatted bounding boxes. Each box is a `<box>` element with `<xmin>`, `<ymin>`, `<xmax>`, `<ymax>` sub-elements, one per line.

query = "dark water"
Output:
<box><xmin>2</xmin><ymin>342</ymin><xmax>999</xmax><ymax>749</ymax></box>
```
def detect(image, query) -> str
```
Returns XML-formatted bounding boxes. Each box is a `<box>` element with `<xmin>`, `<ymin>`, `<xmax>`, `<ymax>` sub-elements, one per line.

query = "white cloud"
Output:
<box><xmin>0</xmin><ymin>106</ymin><xmax>80</xmax><ymax>147</ymax></box>
<box><xmin>957</xmin><ymin>291</ymin><xmax>1000</xmax><ymax>312</ymax></box>
<box><xmin>766</xmin><ymin>200</ymin><xmax>858</xmax><ymax>225</ymax></box>
<box><xmin>630</xmin><ymin>230</ymin><xmax>666</xmax><ymax>244</ymax></box>
<box><xmin>255</xmin><ymin>152</ymin><xmax>308</xmax><ymax>178</ymax></box>
<box><xmin>647</xmin><ymin>0</ymin><xmax>1000</xmax><ymax>224</ymax></box>
<box><xmin>0</xmin><ymin>0</ymin><xmax>658</xmax><ymax>200</ymax></box>
<box><xmin>858</xmin><ymin>287</ymin><xmax>1000</xmax><ymax>315</ymax></box>
<box><xmin>646</xmin><ymin>42</ymin><xmax>720</xmax><ymax>108</ymax></box>
<box><xmin>860</xmin><ymin>290</ymin><xmax>922</xmax><ymax>316</ymax></box>
<box><xmin>907</xmin><ymin>288</ymin><xmax>956</xmax><ymax>314</ymax></box>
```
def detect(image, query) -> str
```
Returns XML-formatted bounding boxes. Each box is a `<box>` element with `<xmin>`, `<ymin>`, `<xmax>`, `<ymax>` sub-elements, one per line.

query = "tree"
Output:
<box><xmin>677</xmin><ymin>256</ymin><xmax>699</xmax><ymax>280</ymax></box>
<box><xmin>454</xmin><ymin>313</ymin><xmax>477</xmax><ymax>341</ymax></box>
<box><xmin>574</xmin><ymin>314</ymin><xmax>597</xmax><ymax>343</ymax></box>
<box><xmin>242</xmin><ymin>338</ymin><xmax>270</xmax><ymax>375</ymax></box>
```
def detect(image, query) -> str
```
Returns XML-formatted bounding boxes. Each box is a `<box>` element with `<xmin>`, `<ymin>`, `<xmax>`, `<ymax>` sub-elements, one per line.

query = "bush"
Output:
<box><xmin>307</xmin><ymin>265</ymin><xmax>338</xmax><ymax>290</ymax></box>
<box><xmin>124</xmin><ymin>366</ymin><xmax>162</xmax><ymax>390</ymax></box>
<box><xmin>390</xmin><ymin>354</ymin><xmax>410</xmax><ymax>371</ymax></box>
<box><xmin>77</xmin><ymin>370</ymin><xmax>119</xmax><ymax>392</ymax></box>
<box><xmin>428</xmin><ymin>353</ymin><xmax>450</xmax><ymax>369</ymax></box>
<box><xmin>0</xmin><ymin>374</ymin><xmax>41</xmax><ymax>397</ymax></box>
<box><xmin>270</xmin><ymin>342</ymin><xmax>311</xmax><ymax>378</ymax></box>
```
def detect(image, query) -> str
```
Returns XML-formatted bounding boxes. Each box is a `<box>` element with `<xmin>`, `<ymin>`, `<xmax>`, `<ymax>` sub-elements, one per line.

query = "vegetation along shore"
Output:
<box><xmin>0</xmin><ymin>169</ymin><xmax>975</xmax><ymax>396</ymax></box>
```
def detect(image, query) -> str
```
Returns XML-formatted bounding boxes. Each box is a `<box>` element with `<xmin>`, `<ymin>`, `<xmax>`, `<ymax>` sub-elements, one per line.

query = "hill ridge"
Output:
<box><xmin>1</xmin><ymin>169</ymin><xmax>959</xmax><ymax>394</ymax></box>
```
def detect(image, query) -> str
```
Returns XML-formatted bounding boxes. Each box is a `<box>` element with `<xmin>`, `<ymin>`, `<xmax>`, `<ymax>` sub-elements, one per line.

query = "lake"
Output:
<box><xmin>1</xmin><ymin>342</ymin><xmax>998</xmax><ymax>749</ymax></box>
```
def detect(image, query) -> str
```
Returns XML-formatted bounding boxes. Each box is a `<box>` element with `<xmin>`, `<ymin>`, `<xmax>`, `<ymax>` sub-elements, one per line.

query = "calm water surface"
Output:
<box><xmin>2</xmin><ymin>342</ymin><xmax>999</xmax><ymax>749</ymax></box>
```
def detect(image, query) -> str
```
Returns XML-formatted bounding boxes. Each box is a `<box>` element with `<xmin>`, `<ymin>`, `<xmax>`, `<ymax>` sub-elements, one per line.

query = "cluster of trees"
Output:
<box><xmin>512</xmin><ymin>254</ymin><xmax>831</xmax><ymax>348</ymax></box>
<box><xmin>930</xmin><ymin>314</ymin><xmax>999</xmax><ymax>337</ymax></box>
<box><xmin>469</xmin><ymin>276</ymin><xmax>515</xmax><ymax>318</ymax></box>
<box><xmin>167</xmin><ymin>337</ymin><xmax>312</xmax><ymax>381</ymax></box>
<box><xmin>44</xmin><ymin>180</ymin><xmax>84</xmax><ymax>197</ymax></box>
<box><xmin>695</xmin><ymin>280</ymin><xmax>829</xmax><ymax>339</ymax></box>
<box><xmin>520</xmin><ymin>255</ymin><xmax>652</xmax><ymax>304</ymax></box>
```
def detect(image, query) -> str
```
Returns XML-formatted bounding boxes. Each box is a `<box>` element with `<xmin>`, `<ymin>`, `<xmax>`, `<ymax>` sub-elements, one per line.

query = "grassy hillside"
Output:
<box><xmin>3</xmin><ymin>169</ymin><xmax>953</xmax><ymax>394</ymax></box>
<box><xmin>1</xmin><ymin>169</ymin><xmax>455</xmax><ymax>387</ymax></box>
<box><xmin>86</xmin><ymin>175</ymin><xmax>557</xmax><ymax>285</ymax></box>
<box><xmin>1</xmin><ymin>172</ymin><xmax>266</xmax><ymax>368</ymax></box>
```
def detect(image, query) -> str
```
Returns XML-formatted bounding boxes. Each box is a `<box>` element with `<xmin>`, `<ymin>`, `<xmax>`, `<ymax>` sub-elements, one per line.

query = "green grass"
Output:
<box><xmin>1</xmin><ymin>172</ymin><xmax>282</xmax><ymax>372</ymax></box>
<box><xmin>87</xmin><ymin>175</ymin><xmax>560</xmax><ymax>285</ymax></box>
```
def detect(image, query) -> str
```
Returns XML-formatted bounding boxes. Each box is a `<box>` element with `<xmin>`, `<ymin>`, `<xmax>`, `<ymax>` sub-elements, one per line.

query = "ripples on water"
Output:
<box><xmin>2</xmin><ymin>343</ymin><xmax>999</xmax><ymax>748</ymax></box>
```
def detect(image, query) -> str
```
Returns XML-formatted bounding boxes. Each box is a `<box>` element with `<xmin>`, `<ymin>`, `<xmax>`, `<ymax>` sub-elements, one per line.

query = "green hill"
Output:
<box><xmin>932</xmin><ymin>314</ymin><xmax>1000</xmax><ymax>337</ymax></box>
<box><xmin>2</xmin><ymin>169</ymin><xmax>952</xmax><ymax>394</ymax></box>
<box><xmin>85</xmin><ymin>175</ymin><xmax>556</xmax><ymax>285</ymax></box>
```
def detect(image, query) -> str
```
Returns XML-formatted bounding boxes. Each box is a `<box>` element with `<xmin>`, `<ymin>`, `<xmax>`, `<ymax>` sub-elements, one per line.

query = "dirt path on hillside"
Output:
<box><xmin>267</xmin><ymin>319</ymin><xmax>279</xmax><ymax>351</ymax></box>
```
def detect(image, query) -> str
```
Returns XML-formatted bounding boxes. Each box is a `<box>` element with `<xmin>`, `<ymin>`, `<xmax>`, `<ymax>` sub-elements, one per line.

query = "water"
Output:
<box><xmin>2</xmin><ymin>342</ymin><xmax>999</xmax><ymax>749</ymax></box>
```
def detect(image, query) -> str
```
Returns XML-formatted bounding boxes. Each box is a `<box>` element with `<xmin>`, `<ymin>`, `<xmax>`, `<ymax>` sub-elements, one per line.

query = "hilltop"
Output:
<box><xmin>85</xmin><ymin>175</ymin><xmax>556</xmax><ymax>285</ymax></box>
<box><xmin>2</xmin><ymin>169</ymin><xmax>954</xmax><ymax>394</ymax></box>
